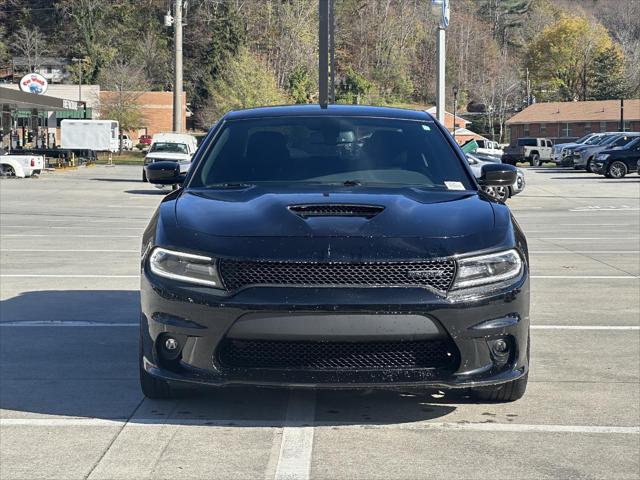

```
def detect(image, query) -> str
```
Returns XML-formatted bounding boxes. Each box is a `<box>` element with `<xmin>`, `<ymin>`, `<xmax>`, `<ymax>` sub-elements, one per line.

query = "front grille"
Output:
<box><xmin>218</xmin><ymin>259</ymin><xmax>456</xmax><ymax>292</ymax></box>
<box><xmin>289</xmin><ymin>204</ymin><xmax>384</xmax><ymax>219</ymax></box>
<box><xmin>217</xmin><ymin>338</ymin><xmax>458</xmax><ymax>371</ymax></box>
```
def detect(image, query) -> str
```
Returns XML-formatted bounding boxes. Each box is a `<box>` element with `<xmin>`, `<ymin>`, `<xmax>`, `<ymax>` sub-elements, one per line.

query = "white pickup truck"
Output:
<box><xmin>1</xmin><ymin>153</ymin><xmax>45</xmax><ymax>178</ymax></box>
<box><xmin>503</xmin><ymin>137</ymin><xmax>554</xmax><ymax>166</ymax></box>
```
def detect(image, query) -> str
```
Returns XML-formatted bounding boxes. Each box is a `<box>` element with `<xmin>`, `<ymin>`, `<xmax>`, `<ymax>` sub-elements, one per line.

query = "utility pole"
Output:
<box><xmin>620</xmin><ymin>98</ymin><xmax>624</xmax><ymax>131</ymax></box>
<box><xmin>431</xmin><ymin>0</ymin><xmax>449</xmax><ymax>126</ymax></box>
<box><xmin>319</xmin><ymin>0</ymin><xmax>329</xmax><ymax>108</ymax></box>
<box><xmin>172</xmin><ymin>0</ymin><xmax>183</xmax><ymax>133</ymax></box>
<box><xmin>452</xmin><ymin>85</ymin><xmax>458</xmax><ymax>142</ymax></box>
<box><xmin>329</xmin><ymin>0</ymin><xmax>335</xmax><ymax>103</ymax></box>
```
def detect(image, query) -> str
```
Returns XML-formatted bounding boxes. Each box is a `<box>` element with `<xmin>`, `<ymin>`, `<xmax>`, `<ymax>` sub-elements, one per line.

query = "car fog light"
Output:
<box><xmin>164</xmin><ymin>337</ymin><xmax>179</xmax><ymax>351</ymax></box>
<box><xmin>493</xmin><ymin>339</ymin><xmax>508</xmax><ymax>354</ymax></box>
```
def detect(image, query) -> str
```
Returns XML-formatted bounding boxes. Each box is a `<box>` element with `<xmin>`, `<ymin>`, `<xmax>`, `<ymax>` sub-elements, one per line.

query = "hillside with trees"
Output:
<box><xmin>1</xmin><ymin>0</ymin><xmax>638</xmax><ymax>141</ymax></box>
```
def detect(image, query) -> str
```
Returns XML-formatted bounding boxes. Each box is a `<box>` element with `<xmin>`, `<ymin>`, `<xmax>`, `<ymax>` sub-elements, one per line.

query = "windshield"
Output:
<box><xmin>517</xmin><ymin>139</ymin><xmax>536</xmax><ymax>146</ymax></box>
<box><xmin>575</xmin><ymin>134</ymin><xmax>593</xmax><ymax>144</ymax></box>
<box><xmin>150</xmin><ymin>142</ymin><xmax>188</xmax><ymax>154</ymax></box>
<box><xmin>611</xmin><ymin>135</ymin><xmax>638</xmax><ymax>147</ymax></box>
<box><xmin>189</xmin><ymin>116</ymin><xmax>474</xmax><ymax>190</ymax></box>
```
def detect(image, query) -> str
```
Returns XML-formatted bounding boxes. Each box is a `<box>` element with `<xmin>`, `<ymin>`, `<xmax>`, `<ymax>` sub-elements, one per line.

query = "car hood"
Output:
<box><xmin>173</xmin><ymin>185</ymin><xmax>499</xmax><ymax>238</ymax></box>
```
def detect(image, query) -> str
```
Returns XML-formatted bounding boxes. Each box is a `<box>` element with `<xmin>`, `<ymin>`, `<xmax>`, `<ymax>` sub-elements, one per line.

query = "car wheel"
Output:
<box><xmin>142</xmin><ymin>170</ymin><xmax>147</xmax><ymax>182</ymax></box>
<box><xmin>531</xmin><ymin>154</ymin><xmax>541</xmax><ymax>167</ymax></box>
<box><xmin>585</xmin><ymin>157</ymin><xmax>594</xmax><ymax>173</ymax></box>
<box><xmin>0</xmin><ymin>165</ymin><xmax>16</xmax><ymax>177</ymax></box>
<box><xmin>607</xmin><ymin>161</ymin><xmax>627</xmax><ymax>179</ymax></box>
<box><xmin>139</xmin><ymin>332</ymin><xmax>179</xmax><ymax>399</ymax></box>
<box><xmin>482</xmin><ymin>186</ymin><xmax>508</xmax><ymax>202</ymax></box>
<box><xmin>471</xmin><ymin>332</ymin><xmax>530</xmax><ymax>402</ymax></box>
<box><xmin>471</xmin><ymin>373</ymin><xmax>529</xmax><ymax>402</ymax></box>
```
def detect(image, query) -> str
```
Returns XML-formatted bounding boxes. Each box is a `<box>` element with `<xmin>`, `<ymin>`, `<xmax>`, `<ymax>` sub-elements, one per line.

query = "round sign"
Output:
<box><xmin>19</xmin><ymin>73</ymin><xmax>48</xmax><ymax>95</ymax></box>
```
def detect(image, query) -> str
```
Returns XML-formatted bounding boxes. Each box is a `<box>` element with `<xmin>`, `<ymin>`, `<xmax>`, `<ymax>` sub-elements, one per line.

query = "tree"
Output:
<box><xmin>10</xmin><ymin>26</ymin><xmax>47</xmax><ymax>70</ymax></box>
<box><xmin>198</xmin><ymin>48</ymin><xmax>287</xmax><ymax>124</ymax></box>
<box><xmin>336</xmin><ymin>67</ymin><xmax>372</xmax><ymax>105</ymax></box>
<box><xmin>98</xmin><ymin>60</ymin><xmax>149</xmax><ymax>152</ymax></box>
<box><xmin>526</xmin><ymin>14</ymin><xmax>618</xmax><ymax>101</ymax></box>
<box><xmin>288</xmin><ymin>66</ymin><xmax>314</xmax><ymax>104</ymax></box>
<box><xmin>590</xmin><ymin>45</ymin><xmax>627</xmax><ymax>100</ymax></box>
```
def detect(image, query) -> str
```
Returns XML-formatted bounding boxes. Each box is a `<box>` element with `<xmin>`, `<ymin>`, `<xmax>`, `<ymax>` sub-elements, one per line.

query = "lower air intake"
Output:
<box><xmin>216</xmin><ymin>338</ymin><xmax>459</xmax><ymax>371</ymax></box>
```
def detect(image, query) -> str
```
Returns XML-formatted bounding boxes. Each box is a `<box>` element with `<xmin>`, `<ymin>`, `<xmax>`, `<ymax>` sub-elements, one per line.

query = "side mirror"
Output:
<box><xmin>477</xmin><ymin>163</ymin><xmax>517</xmax><ymax>187</ymax></box>
<box><xmin>145</xmin><ymin>161</ymin><xmax>185</xmax><ymax>185</ymax></box>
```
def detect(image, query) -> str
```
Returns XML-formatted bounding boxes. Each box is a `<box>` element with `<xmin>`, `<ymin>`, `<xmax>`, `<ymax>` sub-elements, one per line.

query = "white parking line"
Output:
<box><xmin>0</xmin><ymin>249</ymin><xmax>139</xmax><ymax>253</ymax></box>
<box><xmin>1</xmin><ymin>225</ymin><xmax>143</xmax><ymax>230</ymax></box>
<box><xmin>1</xmin><ymin>234</ymin><xmax>139</xmax><ymax>238</ymax></box>
<box><xmin>0</xmin><ymin>418</ymin><xmax>637</xmax><ymax>435</ymax></box>
<box><xmin>531</xmin><ymin>326</ymin><xmax>640</xmax><ymax>331</ymax></box>
<box><xmin>531</xmin><ymin>275</ymin><xmax>638</xmax><ymax>279</ymax></box>
<box><xmin>529</xmin><ymin>251</ymin><xmax>639</xmax><ymax>254</ymax></box>
<box><xmin>0</xmin><ymin>274</ymin><xmax>138</xmax><ymax>278</ymax></box>
<box><xmin>275</xmin><ymin>390</ymin><xmax>316</xmax><ymax>480</ymax></box>
<box><xmin>0</xmin><ymin>321</ymin><xmax>139</xmax><ymax>327</ymax></box>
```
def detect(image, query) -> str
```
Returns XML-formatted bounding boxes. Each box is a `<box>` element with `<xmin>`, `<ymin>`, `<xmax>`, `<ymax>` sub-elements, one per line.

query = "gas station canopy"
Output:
<box><xmin>0</xmin><ymin>86</ymin><xmax>79</xmax><ymax>112</ymax></box>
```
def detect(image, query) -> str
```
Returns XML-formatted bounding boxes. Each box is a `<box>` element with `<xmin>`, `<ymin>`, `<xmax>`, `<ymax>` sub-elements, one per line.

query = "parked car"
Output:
<box><xmin>474</xmin><ymin>139</ymin><xmax>503</xmax><ymax>158</ymax></box>
<box><xmin>140</xmin><ymin>105</ymin><xmax>530</xmax><ymax>403</ymax></box>
<box><xmin>503</xmin><ymin>137</ymin><xmax>553</xmax><ymax>166</ymax></box>
<box><xmin>139</xmin><ymin>134</ymin><xmax>153</xmax><ymax>146</ymax></box>
<box><xmin>466</xmin><ymin>153</ymin><xmax>525</xmax><ymax>201</ymax></box>
<box><xmin>119</xmin><ymin>134</ymin><xmax>133</xmax><ymax>151</ymax></box>
<box><xmin>572</xmin><ymin>133</ymin><xmax>639</xmax><ymax>171</ymax></box>
<box><xmin>551</xmin><ymin>133</ymin><xmax>602</xmax><ymax>166</ymax></box>
<box><xmin>1</xmin><ymin>153</ymin><xmax>44</xmax><ymax>178</ymax></box>
<box><xmin>591</xmin><ymin>137</ymin><xmax>640</xmax><ymax>178</ymax></box>
<box><xmin>142</xmin><ymin>132</ymin><xmax>198</xmax><ymax>182</ymax></box>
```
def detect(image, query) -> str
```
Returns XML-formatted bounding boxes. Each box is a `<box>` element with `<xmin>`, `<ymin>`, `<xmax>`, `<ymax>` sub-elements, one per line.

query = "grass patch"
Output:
<box><xmin>95</xmin><ymin>151</ymin><xmax>146</xmax><ymax>165</ymax></box>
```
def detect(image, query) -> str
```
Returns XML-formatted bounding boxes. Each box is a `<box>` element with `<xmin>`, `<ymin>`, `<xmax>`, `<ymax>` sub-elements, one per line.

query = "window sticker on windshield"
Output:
<box><xmin>421</xmin><ymin>124</ymin><xmax>431</xmax><ymax>131</ymax></box>
<box><xmin>445</xmin><ymin>181</ymin><xmax>465</xmax><ymax>190</ymax></box>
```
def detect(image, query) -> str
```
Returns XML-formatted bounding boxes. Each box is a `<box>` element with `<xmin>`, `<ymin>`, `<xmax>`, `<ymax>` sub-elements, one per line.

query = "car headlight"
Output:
<box><xmin>149</xmin><ymin>247</ymin><xmax>222</xmax><ymax>287</ymax></box>
<box><xmin>452</xmin><ymin>249</ymin><xmax>523</xmax><ymax>289</ymax></box>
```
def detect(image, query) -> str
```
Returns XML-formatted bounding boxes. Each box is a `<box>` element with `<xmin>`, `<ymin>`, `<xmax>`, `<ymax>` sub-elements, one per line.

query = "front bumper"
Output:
<box><xmin>140</xmin><ymin>267</ymin><xmax>530</xmax><ymax>390</ymax></box>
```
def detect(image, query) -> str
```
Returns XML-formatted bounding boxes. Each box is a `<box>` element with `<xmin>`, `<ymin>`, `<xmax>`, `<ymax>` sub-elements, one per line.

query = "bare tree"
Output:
<box><xmin>98</xmin><ymin>60</ymin><xmax>149</xmax><ymax>152</ymax></box>
<box><xmin>10</xmin><ymin>26</ymin><xmax>47</xmax><ymax>71</ymax></box>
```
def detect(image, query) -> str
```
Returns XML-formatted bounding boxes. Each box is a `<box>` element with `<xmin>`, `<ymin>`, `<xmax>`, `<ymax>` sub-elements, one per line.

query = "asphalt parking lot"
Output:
<box><xmin>1</xmin><ymin>165</ymin><xmax>638</xmax><ymax>480</ymax></box>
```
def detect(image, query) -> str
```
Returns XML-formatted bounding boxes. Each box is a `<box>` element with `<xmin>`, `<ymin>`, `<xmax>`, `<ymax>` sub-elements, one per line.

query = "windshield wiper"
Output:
<box><xmin>342</xmin><ymin>180</ymin><xmax>362</xmax><ymax>186</ymax></box>
<box><xmin>206</xmin><ymin>183</ymin><xmax>254</xmax><ymax>189</ymax></box>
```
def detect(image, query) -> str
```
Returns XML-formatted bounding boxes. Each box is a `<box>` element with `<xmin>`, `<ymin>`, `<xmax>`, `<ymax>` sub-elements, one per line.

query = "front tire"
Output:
<box><xmin>531</xmin><ymin>154</ymin><xmax>541</xmax><ymax>167</ymax></box>
<box><xmin>606</xmin><ymin>161</ymin><xmax>627</xmax><ymax>179</ymax></box>
<box><xmin>585</xmin><ymin>157</ymin><xmax>594</xmax><ymax>173</ymax></box>
<box><xmin>139</xmin><ymin>333</ymin><xmax>178</xmax><ymax>399</ymax></box>
<box><xmin>471</xmin><ymin>373</ymin><xmax>529</xmax><ymax>402</ymax></box>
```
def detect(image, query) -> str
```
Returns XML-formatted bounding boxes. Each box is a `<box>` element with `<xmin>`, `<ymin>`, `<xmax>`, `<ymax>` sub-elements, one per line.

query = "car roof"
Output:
<box><xmin>223</xmin><ymin>104</ymin><xmax>433</xmax><ymax>121</ymax></box>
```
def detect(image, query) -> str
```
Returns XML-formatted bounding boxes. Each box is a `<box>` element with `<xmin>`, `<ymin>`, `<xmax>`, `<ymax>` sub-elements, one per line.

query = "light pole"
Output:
<box><xmin>72</xmin><ymin>57</ymin><xmax>87</xmax><ymax>119</ymax></box>
<box><xmin>71</xmin><ymin>57</ymin><xmax>84</xmax><ymax>103</ymax></box>
<box><xmin>452</xmin><ymin>85</ymin><xmax>458</xmax><ymax>143</ymax></box>
<box><xmin>430</xmin><ymin>0</ymin><xmax>449</xmax><ymax>126</ymax></box>
<box><xmin>165</xmin><ymin>1</ymin><xmax>184</xmax><ymax>132</ymax></box>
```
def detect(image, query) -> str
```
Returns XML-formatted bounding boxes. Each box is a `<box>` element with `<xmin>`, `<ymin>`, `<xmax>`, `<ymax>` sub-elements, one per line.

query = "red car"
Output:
<box><xmin>139</xmin><ymin>134</ymin><xmax>152</xmax><ymax>146</ymax></box>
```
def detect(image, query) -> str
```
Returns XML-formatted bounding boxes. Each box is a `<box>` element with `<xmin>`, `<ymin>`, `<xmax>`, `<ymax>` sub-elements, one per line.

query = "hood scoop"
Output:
<box><xmin>288</xmin><ymin>204</ymin><xmax>385</xmax><ymax>219</ymax></box>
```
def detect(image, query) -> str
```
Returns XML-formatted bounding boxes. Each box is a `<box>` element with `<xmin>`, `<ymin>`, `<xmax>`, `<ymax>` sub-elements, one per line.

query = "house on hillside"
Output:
<box><xmin>506</xmin><ymin>99</ymin><xmax>639</xmax><ymax>144</ymax></box>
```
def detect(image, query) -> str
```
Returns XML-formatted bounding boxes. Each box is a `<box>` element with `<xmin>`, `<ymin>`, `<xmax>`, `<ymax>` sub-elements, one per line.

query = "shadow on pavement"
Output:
<box><xmin>125</xmin><ymin>189</ymin><xmax>169</xmax><ymax>195</ymax></box>
<box><xmin>90</xmin><ymin>178</ymin><xmax>142</xmax><ymax>182</ymax></box>
<box><xmin>1</xmin><ymin>290</ymin><xmax>461</xmax><ymax>426</ymax></box>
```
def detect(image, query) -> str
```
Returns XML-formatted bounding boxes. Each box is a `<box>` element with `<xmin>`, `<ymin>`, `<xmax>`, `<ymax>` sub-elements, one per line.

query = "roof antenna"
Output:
<box><xmin>319</xmin><ymin>0</ymin><xmax>329</xmax><ymax>108</ymax></box>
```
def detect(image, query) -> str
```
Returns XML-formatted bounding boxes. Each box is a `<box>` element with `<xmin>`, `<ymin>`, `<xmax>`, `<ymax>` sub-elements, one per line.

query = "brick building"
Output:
<box><xmin>506</xmin><ymin>99</ymin><xmax>640</xmax><ymax>144</ymax></box>
<box><xmin>100</xmin><ymin>91</ymin><xmax>187</xmax><ymax>142</ymax></box>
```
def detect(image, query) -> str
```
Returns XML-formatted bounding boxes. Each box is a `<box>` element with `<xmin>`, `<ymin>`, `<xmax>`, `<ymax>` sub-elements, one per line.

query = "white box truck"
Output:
<box><xmin>60</xmin><ymin>120</ymin><xmax>120</xmax><ymax>153</ymax></box>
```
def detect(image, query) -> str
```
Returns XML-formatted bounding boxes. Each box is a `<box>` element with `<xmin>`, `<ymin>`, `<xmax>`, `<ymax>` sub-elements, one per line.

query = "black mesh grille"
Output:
<box><xmin>289</xmin><ymin>204</ymin><xmax>384</xmax><ymax>218</ymax></box>
<box><xmin>218</xmin><ymin>260</ymin><xmax>456</xmax><ymax>292</ymax></box>
<box><xmin>217</xmin><ymin>338</ymin><xmax>458</xmax><ymax>371</ymax></box>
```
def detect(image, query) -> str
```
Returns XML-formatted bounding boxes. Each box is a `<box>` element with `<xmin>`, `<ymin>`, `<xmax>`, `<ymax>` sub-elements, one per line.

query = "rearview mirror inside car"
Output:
<box><xmin>477</xmin><ymin>163</ymin><xmax>517</xmax><ymax>187</ymax></box>
<box><xmin>145</xmin><ymin>161</ymin><xmax>186</xmax><ymax>186</ymax></box>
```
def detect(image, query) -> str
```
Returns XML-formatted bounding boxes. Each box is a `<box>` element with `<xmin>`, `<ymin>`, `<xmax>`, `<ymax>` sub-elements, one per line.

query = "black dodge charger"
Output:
<box><xmin>141</xmin><ymin>105</ymin><xmax>530</xmax><ymax>402</ymax></box>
